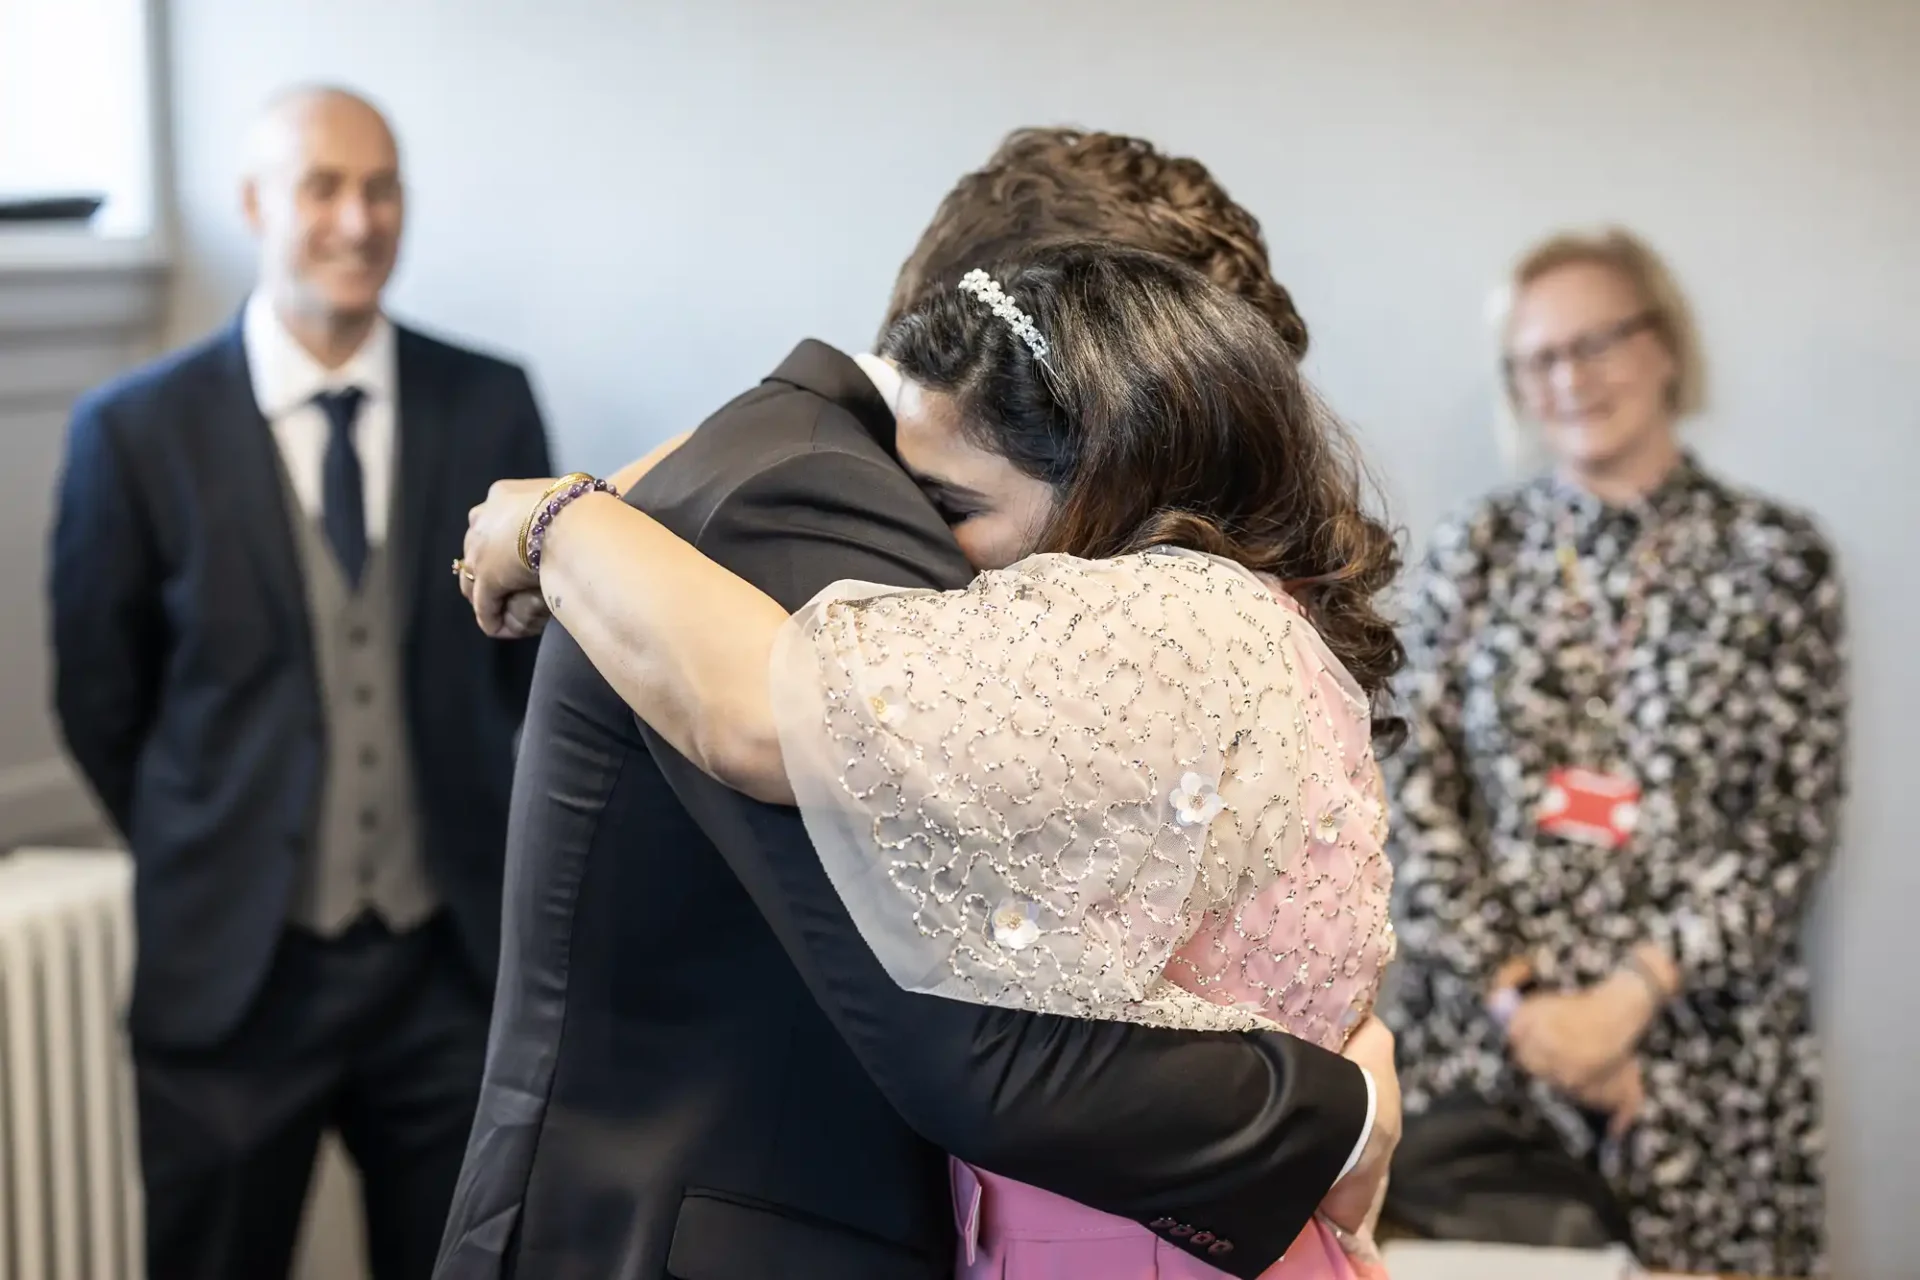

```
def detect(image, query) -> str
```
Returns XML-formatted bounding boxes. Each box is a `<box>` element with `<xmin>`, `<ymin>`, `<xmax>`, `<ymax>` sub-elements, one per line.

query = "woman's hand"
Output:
<box><xmin>1485</xmin><ymin>956</ymin><xmax>1533</xmax><ymax>1027</ymax></box>
<box><xmin>459</xmin><ymin>436</ymin><xmax>692</xmax><ymax>642</ymax></box>
<box><xmin>1565</xmin><ymin>1055</ymin><xmax>1646</xmax><ymax>1139</ymax></box>
<box><xmin>460</xmin><ymin>477</ymin><xmax>552</xmax><ymax>636</ymax></box>
<box><xmin>494</xmin><ymin>590</ymin><xmax>552</xmax><ymax>640</ymax></box>
<box><xmin>1507</xmin><ymin>974</ymin><xmax>1657</xmax><ymax>1092</ymax></box>
<box><xmin>1489</xmin><ymin>957</ymin><xmax>1534</xmax><ymax>993</ymax></box>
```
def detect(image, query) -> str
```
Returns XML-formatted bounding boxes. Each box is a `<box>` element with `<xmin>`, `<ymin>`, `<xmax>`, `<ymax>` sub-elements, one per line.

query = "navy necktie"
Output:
<box><xmin>314</xmin><ymin>387</ymin><xmax>369</xmax><ymax>589</ymax></box>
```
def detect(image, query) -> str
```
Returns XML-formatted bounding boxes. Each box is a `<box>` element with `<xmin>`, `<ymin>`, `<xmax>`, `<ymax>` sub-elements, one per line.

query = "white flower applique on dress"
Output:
<box><xmin>1170</xmin><ymin>773</ymin><xmax>1227</xmax><ymax>829</ymax></box>
<box><xmin>989</xmin><ymin>898</ymin><xmax>1042</xmax><ymax>951</ymax></box>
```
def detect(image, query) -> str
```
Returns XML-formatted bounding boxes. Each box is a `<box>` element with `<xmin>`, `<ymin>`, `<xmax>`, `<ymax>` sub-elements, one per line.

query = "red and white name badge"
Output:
<box><xmin>1537</xmin><ymin>767</ymin><xmax>1641</xmax><ymax>850</ymax></box>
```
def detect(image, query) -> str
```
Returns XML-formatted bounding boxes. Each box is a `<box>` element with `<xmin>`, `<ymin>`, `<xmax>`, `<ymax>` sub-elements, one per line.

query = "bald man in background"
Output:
<box><xmin>49</xmin><ymin>85</ymin><xmax>550</xmax><ymax>1279</ymax></box>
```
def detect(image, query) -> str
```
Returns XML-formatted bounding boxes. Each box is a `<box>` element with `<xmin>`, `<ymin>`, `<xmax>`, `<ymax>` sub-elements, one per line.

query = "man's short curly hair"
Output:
<box><xmin>882</xmin><ymin>128</ymin><xmax>1308</xmax><ymax>358</ymax></box>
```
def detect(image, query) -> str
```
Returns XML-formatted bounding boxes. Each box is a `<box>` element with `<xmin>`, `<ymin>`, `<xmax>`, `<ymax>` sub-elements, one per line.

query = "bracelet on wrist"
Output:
<box><xmin>517</xmin><ymin>474</ymin><xmax>585</xmax><ymax>569</ymax></box>
<box><xmin>519</xmin><ymin>473</ymin><xmax>619</xmax><ymax>573</ymax></box>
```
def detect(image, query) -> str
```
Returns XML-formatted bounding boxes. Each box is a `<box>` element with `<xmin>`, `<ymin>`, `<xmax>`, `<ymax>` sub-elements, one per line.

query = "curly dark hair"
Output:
<box><xmin>882</xmin><ymin>128</ymin><xmax>1309</xmax><ymax>359</ymax></box>
<box><xmin>879</xmin><ymin>242</ymin><xmax>1404</xmax><ymax>742</ymax></box>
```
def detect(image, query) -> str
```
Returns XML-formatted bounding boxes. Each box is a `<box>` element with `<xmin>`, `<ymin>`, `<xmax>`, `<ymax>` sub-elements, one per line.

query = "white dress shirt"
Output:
<box><xmin>242</xmin><ymin>293</ymin><xmax>398</xmax><ymax>545</ymax></box>
<box><xmin>856</xmin><ymin>340</ymin><xmax>1380</xmax><ymax>1185</ymax></box>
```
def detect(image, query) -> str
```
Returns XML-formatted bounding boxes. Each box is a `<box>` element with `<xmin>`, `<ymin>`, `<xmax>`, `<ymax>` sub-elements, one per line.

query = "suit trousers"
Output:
<box><xmin>134</xmin><ymin>913</ymin><xmax>488</xmax><ymax>1280</ymax></box>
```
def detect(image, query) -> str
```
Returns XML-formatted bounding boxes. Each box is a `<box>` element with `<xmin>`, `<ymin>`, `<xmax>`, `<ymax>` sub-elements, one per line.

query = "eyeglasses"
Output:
<box><xmin>1504</xmin><ymin>312</ymin><xmax>1657</xmax><ymax>391</ymax></box>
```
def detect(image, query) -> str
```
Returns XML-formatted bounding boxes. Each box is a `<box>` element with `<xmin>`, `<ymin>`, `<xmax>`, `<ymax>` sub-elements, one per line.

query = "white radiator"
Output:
<box><xmin>0</xmin><ymin>849</ymin><xmax>140</xmax><ymax>1280</ymax></box>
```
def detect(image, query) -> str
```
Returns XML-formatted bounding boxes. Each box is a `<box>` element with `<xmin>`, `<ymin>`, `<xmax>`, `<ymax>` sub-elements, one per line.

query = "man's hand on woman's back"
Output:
<box><xmin>1321</xmin><ymin>1015</ymin><xmax>1400</xmax><ymax>1237</ymax></box>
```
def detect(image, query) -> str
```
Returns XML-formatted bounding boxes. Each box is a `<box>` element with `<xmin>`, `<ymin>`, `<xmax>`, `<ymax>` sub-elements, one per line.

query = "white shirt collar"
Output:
<box><xmin>242</xmin><ymin>291</ymin><xmax>397</xmax><ymax>420</ymax></box>
<box><xmin>851</xmin><ymin>352</ymin><xmax>904</xmax><ymax>417</ymax></box>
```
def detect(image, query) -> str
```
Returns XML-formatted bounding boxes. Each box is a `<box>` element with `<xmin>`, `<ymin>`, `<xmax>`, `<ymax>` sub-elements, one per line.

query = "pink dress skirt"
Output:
<box><xmin>952</xmin><ymin>1161</ymin><xmax>1388</xmax><ymax>1280</ymax></box>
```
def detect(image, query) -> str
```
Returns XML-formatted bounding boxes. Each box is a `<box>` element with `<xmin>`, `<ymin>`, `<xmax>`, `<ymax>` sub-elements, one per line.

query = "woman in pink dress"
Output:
<box><xmin>461</xmin><ymin>242</ymin><xmax>1401</xmax><ymax>1278</ymax></box>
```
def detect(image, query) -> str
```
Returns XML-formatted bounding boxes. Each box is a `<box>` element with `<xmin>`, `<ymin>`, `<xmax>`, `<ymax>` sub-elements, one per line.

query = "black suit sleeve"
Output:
<box><xmin>642</xmin><ymin>445</ymin><xmax>1368</xmax><ymax>1278</ymax></box>
<box><xmin>49</xmin><ymin>398</ymin><xmax>164</xmax><ymax>833</ymax></box>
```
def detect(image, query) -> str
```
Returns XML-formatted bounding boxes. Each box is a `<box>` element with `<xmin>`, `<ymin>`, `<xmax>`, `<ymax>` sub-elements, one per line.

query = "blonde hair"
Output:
<box><xmin>1489</xmin><ymin>227</ymin><xmax>1707</xmax><ymax>468</ymax></box>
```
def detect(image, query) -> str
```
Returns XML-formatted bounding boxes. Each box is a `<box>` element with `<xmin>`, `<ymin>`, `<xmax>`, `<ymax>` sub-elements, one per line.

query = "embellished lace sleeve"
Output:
<box><xmin>768</xmin><ymin>548</ymin><xmax>1395</xmax><ymax>1041</ymax></box>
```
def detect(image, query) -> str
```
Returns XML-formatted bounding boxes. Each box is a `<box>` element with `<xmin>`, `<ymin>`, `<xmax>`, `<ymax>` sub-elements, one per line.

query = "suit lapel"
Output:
<box><xmin>391</xmin><ymin>327</ymin><xmax>449</xmax><ymax>648</ymax></box>
<box><xmin>212</xmin><ymin>321</ymin><xmax>313</xmax><ymax>645</ymax></box>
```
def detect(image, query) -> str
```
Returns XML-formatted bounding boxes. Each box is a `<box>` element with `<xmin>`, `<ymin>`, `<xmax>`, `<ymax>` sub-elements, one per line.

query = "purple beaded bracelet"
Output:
<box><xmin>521</xmin><ymin>473</ymin><xmax>619</xmax><ymax>573</ymax></box>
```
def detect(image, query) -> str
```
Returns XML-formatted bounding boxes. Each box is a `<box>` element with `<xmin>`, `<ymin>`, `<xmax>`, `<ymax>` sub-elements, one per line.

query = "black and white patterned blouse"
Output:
<box><xmin>1386</xmin><ymin>455</ymin><xmax>1846</xmax><ymax>1277</ymax></box>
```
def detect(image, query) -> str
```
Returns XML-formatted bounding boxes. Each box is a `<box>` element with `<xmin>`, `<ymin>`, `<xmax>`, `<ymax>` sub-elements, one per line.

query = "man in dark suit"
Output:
<box><xmin>436</xmin><ymin>130</ymin><xmax>1396</xmax><ymax>1280</ymax></box>
<box><xmin>49</xmin><ymin>86</ymin><xmax>550</xmax><ymax>1280</ymax></box>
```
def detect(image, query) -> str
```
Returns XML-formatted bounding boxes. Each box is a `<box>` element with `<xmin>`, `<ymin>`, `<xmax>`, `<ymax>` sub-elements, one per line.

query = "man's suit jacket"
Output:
<box><xmin>49</xmin><ymin>319</ymin><xmax>551</xmax><ymax>1050</ymax></box>
<box><xmin>433</xmin><ymin>341</ymin><xmax>1369</xmax><ymax>1280</ymax></box>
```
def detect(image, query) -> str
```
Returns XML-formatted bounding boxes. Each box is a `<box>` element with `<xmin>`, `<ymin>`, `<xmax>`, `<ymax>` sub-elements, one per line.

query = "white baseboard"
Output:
<box><xmin>0</xmin><ymin>756</ymin><xmax>111</xmax><ymax>850</ymax></box>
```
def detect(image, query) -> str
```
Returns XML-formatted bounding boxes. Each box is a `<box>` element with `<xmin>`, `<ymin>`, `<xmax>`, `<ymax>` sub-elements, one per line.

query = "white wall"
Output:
<box><xmin>159</xmin><ymin>0</ymin><xmax>1919</xmax><ymax>1275</ymax></box>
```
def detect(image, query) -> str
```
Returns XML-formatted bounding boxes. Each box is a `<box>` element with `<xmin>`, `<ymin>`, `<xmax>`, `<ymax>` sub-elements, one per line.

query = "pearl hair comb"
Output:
<box><xmin>957</xmin><ymin>269</ymin><xmax>1055</xmax><ymax>372</ymax></box>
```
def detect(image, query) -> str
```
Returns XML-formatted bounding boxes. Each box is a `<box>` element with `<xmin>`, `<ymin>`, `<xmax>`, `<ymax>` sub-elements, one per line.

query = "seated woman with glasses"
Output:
<box><xmin>1383</xmin><ymin>227</ymin><xmax>1846</xmax><ymax>1278</ymax></box>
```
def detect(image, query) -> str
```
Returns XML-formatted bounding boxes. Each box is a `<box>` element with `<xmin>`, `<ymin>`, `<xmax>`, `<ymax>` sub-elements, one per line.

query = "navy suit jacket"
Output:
<box><xmin>49</xmin><ymin>318</ymin><xmax>551</xmax><ymax>1050</ymax></box>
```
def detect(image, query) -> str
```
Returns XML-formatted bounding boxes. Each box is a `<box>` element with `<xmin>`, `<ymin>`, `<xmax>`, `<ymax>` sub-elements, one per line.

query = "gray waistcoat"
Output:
<box><xmin>281</xmin><ymin>477</ymin><xmax>437</xmax><ymax>935</ymax></box>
